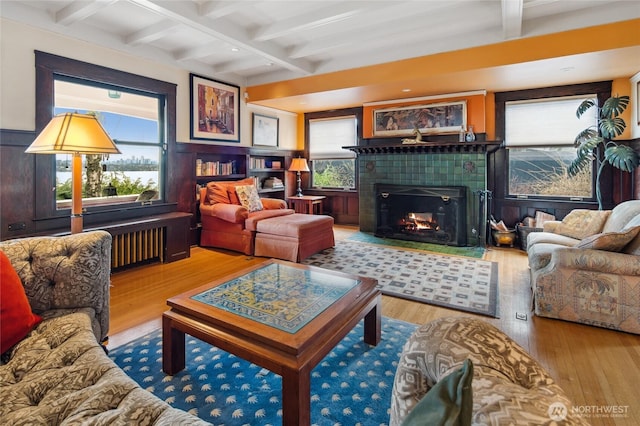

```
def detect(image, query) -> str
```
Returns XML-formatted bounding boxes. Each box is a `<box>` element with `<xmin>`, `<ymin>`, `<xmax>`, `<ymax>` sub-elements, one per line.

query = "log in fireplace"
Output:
<box><xmin>375</xmin><ymin>184</ymin><xmax>467</xmax><ymax>246</ymax></box>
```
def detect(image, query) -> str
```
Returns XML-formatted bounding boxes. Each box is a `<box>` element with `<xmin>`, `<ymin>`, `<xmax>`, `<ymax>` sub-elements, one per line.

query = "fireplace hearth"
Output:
<box><xmin>375</xmin><ymin>184</ymin><xmax>467</xmax><ymax>246</ymax></box>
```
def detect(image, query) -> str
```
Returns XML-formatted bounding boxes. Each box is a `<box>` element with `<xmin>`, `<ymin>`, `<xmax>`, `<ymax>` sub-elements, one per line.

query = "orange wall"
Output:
<box><xmin>612</xmin><ymin>77</ymin><xmax>633</xmax><ymax>139</ymax></box>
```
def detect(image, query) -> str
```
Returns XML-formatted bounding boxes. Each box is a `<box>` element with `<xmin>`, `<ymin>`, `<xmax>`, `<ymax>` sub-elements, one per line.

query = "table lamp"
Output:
<box><xmin>25</xmin><ymin>113</ymin><xmax>121</xmax><ymax>234</ymax></box>
<box><xmin>288</xmin><ymin>157</ymin><xmax>309</xmax><ymax>197</ymax></box>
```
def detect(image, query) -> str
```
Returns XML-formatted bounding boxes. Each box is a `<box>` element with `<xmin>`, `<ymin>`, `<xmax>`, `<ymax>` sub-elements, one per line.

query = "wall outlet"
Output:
<box><xmin>515</xmin><ymin>312</ymin><xmax>528</xmax><ymax>321</ymax></box>
<box><xmin>8</xmin><ymin>222</ymin><xmax>26</xmax><ymax>231</ymax></box>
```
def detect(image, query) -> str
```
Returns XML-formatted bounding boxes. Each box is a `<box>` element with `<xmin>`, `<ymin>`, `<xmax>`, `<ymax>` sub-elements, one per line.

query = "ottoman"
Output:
<box><xmin>254</xmin><ymin>213</ymin><xmax>335</xmax><ymax>262</ymax></box>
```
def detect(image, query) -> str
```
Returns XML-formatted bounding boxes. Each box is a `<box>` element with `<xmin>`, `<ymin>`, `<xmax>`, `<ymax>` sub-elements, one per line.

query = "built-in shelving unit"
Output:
<box><xmin>249</xmin><ymin>150</ymin><xmax>286</xmax><ymax>199</ymax></box>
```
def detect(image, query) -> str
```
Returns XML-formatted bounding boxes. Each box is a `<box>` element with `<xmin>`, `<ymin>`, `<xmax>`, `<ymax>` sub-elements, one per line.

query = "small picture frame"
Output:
<box><xmin>252</xmin><ymin>113</ymin><xmax>279</xmax><ymax>147</ymax></box>
<box><xmin>190</xmin><ymin>73</ymin><xmax>240</xmax><ymax>142</ymax></box>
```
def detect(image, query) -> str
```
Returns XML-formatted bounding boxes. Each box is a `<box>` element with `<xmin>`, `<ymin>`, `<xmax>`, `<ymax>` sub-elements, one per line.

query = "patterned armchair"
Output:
<box><xmin>527</xmin><ymin>200</ymin><xmax>640</xmax><ymax>334</ymax></box>
<box><xmin>390</xmin><ymin>317</ymin><xmax>589</xmax><ymax>425</ymax></box>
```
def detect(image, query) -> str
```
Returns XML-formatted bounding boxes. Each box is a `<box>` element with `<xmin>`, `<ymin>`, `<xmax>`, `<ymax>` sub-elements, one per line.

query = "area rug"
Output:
<box><xmin>110</xmin><ymin>317</ymin><xmax>417</xmax><ymax>426</ymax></box>
<box><xmin>347</xmin><ymin>231</ymin><xmax>486</xmax><ymax>258</ymax></box>
<box><xmin>303</xmin><ymin>241</ymin><xmax>499</xmax><ymax>318</ymax></box>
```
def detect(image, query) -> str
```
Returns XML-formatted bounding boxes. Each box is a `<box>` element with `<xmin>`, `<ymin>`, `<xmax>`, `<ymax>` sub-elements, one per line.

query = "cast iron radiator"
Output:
<box><xmin>111</xmin><ymin>227</ymin><xmax>164</xmax><ymax>269</ymax></box>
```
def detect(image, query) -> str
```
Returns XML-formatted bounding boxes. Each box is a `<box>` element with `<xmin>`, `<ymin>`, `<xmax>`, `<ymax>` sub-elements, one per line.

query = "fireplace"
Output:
<box><xmin>375</xmin><ymin>184</ymin><xmax>467</xmax><ymax>246</ymax></box>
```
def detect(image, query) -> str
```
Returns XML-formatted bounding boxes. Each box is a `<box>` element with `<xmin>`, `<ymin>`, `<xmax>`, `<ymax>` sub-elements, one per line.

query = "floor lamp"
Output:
<box><xmin>289</xmin><ymin>158</ymin><xmax>309</xmax><ymax>197</ymax></box>
<box><xmin>25</xmin><ymin>113</ymin><xmax>121</xmax><ymax>234</ymax></box>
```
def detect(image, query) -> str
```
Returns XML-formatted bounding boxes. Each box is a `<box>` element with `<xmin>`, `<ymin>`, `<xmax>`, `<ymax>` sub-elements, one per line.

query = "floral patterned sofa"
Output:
<box><xmin>0</xmin><ymin>231</ymin><xmax>211</xmax><ymax>425</ymax></box>
<box><xmin>390</xmin><ymin>317</ymin><xmax>589</xmax><ymax>425</ymax></box>
<box><xmin>527</xmin><ymin>200</ymin><xmax>640</xmax><ymax>334</ymax></box>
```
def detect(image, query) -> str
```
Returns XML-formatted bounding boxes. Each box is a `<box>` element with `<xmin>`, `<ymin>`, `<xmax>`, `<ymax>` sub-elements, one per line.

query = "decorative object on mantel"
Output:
<box><xmin>289</xmin><ymin>157</ymin><xmax>310</xmax><ymax>197</ymax></box>
<box><xmin>465</xmin><ymin>125</ymin><xmax>476</xmax><ymax>142</ymax></box>
<box><xmin>569</xmin><ymin>94</ymin><xmax>639</xmax><ymax>209</ymax></box>
<box><xmin>25</xmin><ymin>113</ymin><xmax>121</xmax><ymax>234</ymax></box>
<box><xmin>401</xmin><ymin>123</ymin><xmax>424</xmax><ymax>144</ymax></box>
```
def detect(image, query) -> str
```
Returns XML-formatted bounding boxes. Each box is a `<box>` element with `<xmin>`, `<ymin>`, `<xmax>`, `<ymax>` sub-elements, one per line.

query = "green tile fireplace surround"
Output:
<box><xmin>356</xmin><ymin>149</ymin><xmax>490</xmax><ymax>247</ymax></box>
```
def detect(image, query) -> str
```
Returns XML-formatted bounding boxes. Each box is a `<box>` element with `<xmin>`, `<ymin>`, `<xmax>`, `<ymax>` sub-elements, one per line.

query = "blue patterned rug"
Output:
<box><xmin>110</xmin><ymin>317</ymin><xmax>417</xmax><ymax>425</ymax></box>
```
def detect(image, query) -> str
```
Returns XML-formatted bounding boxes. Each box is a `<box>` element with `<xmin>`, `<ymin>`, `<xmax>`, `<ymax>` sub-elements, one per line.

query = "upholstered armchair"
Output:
<box><xmin>527</xmin><ymin>200</ymin><xmax>640</xmax><ymax>334</ymax></box>
<box><xmin>199</xmin><ymin>178</ymin><xmax>294</xmax><ymax>255</ymax></box>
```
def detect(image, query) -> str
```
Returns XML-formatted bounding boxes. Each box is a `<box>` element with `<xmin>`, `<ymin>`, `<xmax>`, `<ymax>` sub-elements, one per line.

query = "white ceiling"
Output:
<box><xmin>2</xmin><ymin>0</ymin><xmax>640</xmax><ymax>112</ymax></box>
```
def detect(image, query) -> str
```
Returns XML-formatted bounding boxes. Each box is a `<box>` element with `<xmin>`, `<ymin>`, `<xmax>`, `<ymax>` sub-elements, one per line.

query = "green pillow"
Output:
<box><xmin>401</xmin><ymin>359</ymin><xmax>474</xmax><ymax>426</ymax></box>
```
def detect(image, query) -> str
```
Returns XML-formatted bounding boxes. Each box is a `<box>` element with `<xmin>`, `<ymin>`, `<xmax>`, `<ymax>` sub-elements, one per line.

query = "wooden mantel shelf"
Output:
<box><xmin>344</xmin><ymin>140</ymin><xmax>502</xmax><ymax>154</ymax></box>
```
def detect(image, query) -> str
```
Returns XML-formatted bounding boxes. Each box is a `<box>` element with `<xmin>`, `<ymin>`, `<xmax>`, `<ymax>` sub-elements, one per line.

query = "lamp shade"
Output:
<box><xmin>289</xmin><ymin>157</ymin><xmax>309</xmax><ymax>172</ymax></box>
<box><xmin>25</xmin><ymin>113</ymin><xmax>121</xmax><ymax>155</ymax></box>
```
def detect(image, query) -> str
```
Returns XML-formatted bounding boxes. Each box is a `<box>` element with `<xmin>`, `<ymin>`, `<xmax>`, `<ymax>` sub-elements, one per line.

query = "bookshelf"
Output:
<box><xmin>249</xmin><ymin>152</ymin><xmax>286</xmax><ymax>199</ymax></box>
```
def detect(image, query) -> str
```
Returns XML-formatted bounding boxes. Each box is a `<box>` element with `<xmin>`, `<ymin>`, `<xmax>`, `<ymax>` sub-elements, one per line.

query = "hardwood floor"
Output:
<box><xmin>108</xmin><ymin>225</ymin><xmax>639</xmax><ymax>426</ymax></box>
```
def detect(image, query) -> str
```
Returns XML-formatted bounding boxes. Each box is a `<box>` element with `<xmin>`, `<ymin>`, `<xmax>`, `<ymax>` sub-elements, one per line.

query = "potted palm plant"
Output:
<box><xmin>569</xmin><ymin>94</ymin><xmax>639</xmax><ymax>209</ymax></box>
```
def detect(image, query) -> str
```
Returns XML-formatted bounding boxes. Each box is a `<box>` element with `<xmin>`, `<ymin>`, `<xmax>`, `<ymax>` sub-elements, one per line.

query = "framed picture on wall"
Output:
<box><xmin>190</xmin><ymin>73</ymin><xmax>240</xmax><ymax>142</ymax></box>
<box><xmin>252</xmin><ymin>113</ymin><xmax>279</xmax><ymax>147</ymax></box>
<box><xmin>373</xmin><ymin>100</ymin><xmax>466</xmax><ymax>137</ymax></box>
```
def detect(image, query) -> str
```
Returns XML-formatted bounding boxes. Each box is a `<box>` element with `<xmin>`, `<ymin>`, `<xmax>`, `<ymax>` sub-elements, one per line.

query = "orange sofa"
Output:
<box><xmin>199</xmin><ymin>178</ymin><xmax>294</xmax><ymax>255</ymax></box>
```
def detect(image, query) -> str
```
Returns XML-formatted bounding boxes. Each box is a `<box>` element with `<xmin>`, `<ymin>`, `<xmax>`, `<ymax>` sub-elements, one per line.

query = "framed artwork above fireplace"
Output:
<box><xmin>373</xmin><ymin>100</ymin><xmax>466</xmax><ymax>137</ymax></box>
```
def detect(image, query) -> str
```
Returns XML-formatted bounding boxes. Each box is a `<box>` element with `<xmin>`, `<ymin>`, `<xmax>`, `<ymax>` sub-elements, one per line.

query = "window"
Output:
<box><xmin>308</xmin><ymin>116</ymin><xmax>357</xmax><ymax>189</ymax></box>
<box><xmin>54</xmin><ymin>79</ymin><xmax>163</xmax><ymax>208</ymax></box>
<box><xmin>505</xmin><ymin>95</ymin><xmax>597</xmax><ymax>199</ymax></box>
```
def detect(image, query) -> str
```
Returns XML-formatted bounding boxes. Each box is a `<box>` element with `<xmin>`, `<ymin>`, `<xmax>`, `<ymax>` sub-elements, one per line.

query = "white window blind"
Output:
<box><xmin>505</xmin><ymin>95</ymin><xmax>597</xmax><ymax>146</ymax></box>
<box><xmin>309</xmin><ymin>116</ymin><xmax>357</xmax><ymax>159</ymax></box>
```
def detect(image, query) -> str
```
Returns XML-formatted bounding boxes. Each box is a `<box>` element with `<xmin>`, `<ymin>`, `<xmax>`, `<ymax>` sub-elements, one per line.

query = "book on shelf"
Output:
<box><xmin>196</xmin><ymin>159</ymin><xmax>237</xmax><ymax>176</ymax></box>
<box><xmin>262</xmin><ymin>177</ymin><xmax>284</xmax><ymax>189</ymax></box>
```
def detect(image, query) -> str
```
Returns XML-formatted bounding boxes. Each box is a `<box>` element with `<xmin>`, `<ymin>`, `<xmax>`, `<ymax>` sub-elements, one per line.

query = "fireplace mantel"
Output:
<box><xmin>344</xmin><ymin>140</ymin><xmax>501</xmax><ymax>155</ymax></box>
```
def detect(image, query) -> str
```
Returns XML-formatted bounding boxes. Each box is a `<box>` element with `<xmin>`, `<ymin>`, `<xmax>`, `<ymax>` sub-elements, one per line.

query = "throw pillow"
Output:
<box><xmin>1</xmin><ymin>251</ymin><xmax>42</xmax><ymax>354</ymax></box>
<box><xmin>206</xmin><ymin>181</ymin><xmax>231</xmax><ymax>204</ymax></box>
<box><xmin>206</xmin><ymin>178</ymin><xmax>256</xmax><ymax>205</ymax></box>
<box><xmin>575</xmin><ymin>226</ymin><xmax>640</xmax><ymax>251</ymax></box>
<box><xmin>401</xmin><ymin>359</ymin><xmax>473</xmax><ymax>426</ymax></box>
<box><xmin>554</xmin><ymin>210</ymin><xmax>611</xmax><ymax>240</ymax></box>
<box><xmin>235</xmin><ymin>185</ymin><xmax>263</xmax><ymax>212</ymax></box>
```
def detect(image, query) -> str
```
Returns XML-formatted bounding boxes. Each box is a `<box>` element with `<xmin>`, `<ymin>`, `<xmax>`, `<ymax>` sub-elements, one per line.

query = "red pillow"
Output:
<box><xmin>1</xmin><ymin>251</ymin><xmax>42</xmax><ymax>354</ymax></box>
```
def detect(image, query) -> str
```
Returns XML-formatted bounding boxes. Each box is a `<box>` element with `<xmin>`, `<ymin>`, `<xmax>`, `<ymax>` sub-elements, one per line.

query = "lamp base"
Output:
<box><xmin>295</xmin><ymin>171</ymin><xmax>303</xmax><ymax>197</ymax></box>
<box><xmin>71</xmin><ymin>214</ymin><xmax>83</xmax><ymax>234</ymax></box>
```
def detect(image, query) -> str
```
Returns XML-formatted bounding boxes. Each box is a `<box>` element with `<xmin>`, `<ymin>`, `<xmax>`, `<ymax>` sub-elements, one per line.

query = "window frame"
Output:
<box><xmin>494</xmin><ymin>81</ymin><xmax>612</xmax><ymax>203</ymax></box>
<box><xmin>34</xmin><ymin>51</ymin><xmax>177</xmax><ymax>226</ymax></box>
<box><xmin>304</xmin><ymin>107</ymin><xmax>362</xmax><ymax>192</ymax></box>
<box><xmin>53</xmin><ymin>76</ymin><xmax>165</xmax><ymax>208</ymax></box>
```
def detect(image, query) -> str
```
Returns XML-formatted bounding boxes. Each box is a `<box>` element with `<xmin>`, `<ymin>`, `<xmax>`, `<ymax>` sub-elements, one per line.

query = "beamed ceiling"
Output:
<box><xmin>2</xmin><ymin>0</ymin><xmax>639</xmax><ymax>112</ymax></box>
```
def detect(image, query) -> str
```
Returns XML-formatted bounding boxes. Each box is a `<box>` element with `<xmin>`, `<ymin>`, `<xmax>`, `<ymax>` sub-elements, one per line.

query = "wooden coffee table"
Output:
<box><xmin>162</xmin><ymin>259</ymin><xmax>381</xmax><ymax>426</ymax></box>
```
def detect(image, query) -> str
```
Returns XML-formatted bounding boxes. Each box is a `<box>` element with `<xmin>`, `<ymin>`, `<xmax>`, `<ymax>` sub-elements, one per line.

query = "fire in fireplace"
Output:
<box><xmin>375</xmin><ymin>184</ymin><xmax>467</xmax><ymax>246</ymax></box>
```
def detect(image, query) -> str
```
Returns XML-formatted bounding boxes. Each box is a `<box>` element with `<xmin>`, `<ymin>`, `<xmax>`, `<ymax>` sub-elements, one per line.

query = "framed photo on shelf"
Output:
<box><xmin>252</xmin><ymin>113</ymin><xmax>279</xmax><ymax>147</ymax></box>
<box><xmin>373</xmin><ymin>100</ymin><xmax>466</xmax><ymax>137</ymax></box>
<box><xmin>190</xmin><ymin>73</ymin><xmax>240</xmax><ymax>142</ymax></box>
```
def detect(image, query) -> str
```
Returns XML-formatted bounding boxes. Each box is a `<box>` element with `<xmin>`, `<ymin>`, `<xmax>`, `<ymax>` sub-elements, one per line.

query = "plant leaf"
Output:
<box><xmin>599</xmin><ymin>117</ymin><xmax>626</xmax><ymax>139</ymax></box>
<box><xmin>574</xmin><ymin>128</ymin><xmax>599</xmax><ymax>146</ymax></box>
<box><xmin>575</xmin><ymin>135</ymin><xmax>603</xmax><ymax>154</ymax></box>
<box><xmin>569</xmin><ymin>151</ymin><xmax>594</xmax><ymax>176</ymax></box>
<box><xmin>576</xmin><ymin>99</ymin><xmax>597</xmax><ymax>119</ymax></box>
<box><xmin>604</xmin><ymin>144</ymin><xmax>640</xmax><ymax>172</ymax></box>
<box><xmin>601</xmin><ymin>95</ymin><xmax>629</xmax><ymax>119</ymax></box>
